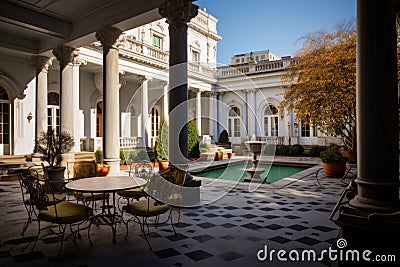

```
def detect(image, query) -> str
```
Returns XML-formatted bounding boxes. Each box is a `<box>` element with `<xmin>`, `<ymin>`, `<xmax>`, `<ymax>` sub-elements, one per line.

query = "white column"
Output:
<box><xmin>53</xmin><ymin>45</ymin><xmax>78</xmax><ymax>137</ymax></box>
<box><xmin>196</xmin><ymin>89</ymin><xmax>202</xmax><ymax>135</ymax></box>
<box><xmin>247</xmin><ymin>89</ymin><xmax>255</xmax><ymax>137</ymax></box>
<box><xmin>31</xmin><ymin>56</ymin><xmax>52</xmax><ymax>140</ymax></box>
<box><xmin>161</xmin><ymin>82</ymin><xmax>169</xmax><ymax>123</ymax></box>
<box><xmin>138</xmin><ymin>75</ymin><xmax>151</xmax><ymax>147</ymax></box>
<box><xmin>96</xmin><ymin>25</ymin><xmax>122</xmax><ymax>174</ymax></box>
<box><xmin>209</xmin><ymin>92</ymin><xmax>215</xmax><ymax>140</ymax></box>
<box><xmin>71</xmin><ymin>58</ymin><xmax>85</xmax><ymax>152</ymax></box>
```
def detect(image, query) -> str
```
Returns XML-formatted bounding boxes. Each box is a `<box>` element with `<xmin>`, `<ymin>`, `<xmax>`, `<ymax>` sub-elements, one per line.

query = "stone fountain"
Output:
<box><xmin>243</xmin><ymin>141</ymin><xmax>266</xmax><ymax>182</ymax></box>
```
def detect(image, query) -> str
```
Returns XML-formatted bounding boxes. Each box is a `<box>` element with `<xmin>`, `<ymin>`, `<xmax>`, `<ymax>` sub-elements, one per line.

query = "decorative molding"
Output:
<box><xmin>159</xmin><ymin>0</ymin><xmax>198</xmax><ymax>24</ymax></box>
<box><xmin>95</xmin><ymin>25</ymin><xmax>122</xmax><ymax>51</ymax></box>
<box><xmin>52</xmin><ymin>45</ymin><xmax>78</xmax><ymax>70</ymax></box>
<box><xmin>31</xmin><ymin>55</ymin><xmax>53</xmax><ymax>74</ymax></box>
<box><xmin>137</xmin><ymin>75</ymin><xmax>152</xmax><ymax>83</ymax></box>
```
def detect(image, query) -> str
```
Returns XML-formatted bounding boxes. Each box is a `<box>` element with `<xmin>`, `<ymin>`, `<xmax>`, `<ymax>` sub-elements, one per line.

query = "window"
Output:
<box><xmin>235</xmin><ymin>58</ymin><xmax>240</xmax><ymax>64</ymax></box>
<box><xmin>228</xmin><ymin>106</ymin><xmax>241</xmax><ymax>138</ymax></box>
<box><xmin>260</xmin><ymin>55</ymin><xmax>266</xmax><ymax>61</ymax></box>
<box><xmin>255</xmin><ymin>56</ymin><xmax>259</xmax><ymax>62</ymax></box>
<box><xmin>150</xmin><ymin>107</ymin><xmax>160</xmax><ymax>147</ymax></box>
<box><xmin>300</xmin><ymin>118</ymin><xmax>316</xmax><ymax>137</ymax></box>
<box><xmin>96</xmin><ymin>101</ymin><xmax>103</xmax><ymax>137</ymax></box>
<box><xmin>264</xmin><ymin>105</ymin><xmax>279</xmax><ymax>136</ymax></box>
<box><xmin>152</xmin><ymin>35</ymin><xmax>163</xmax><ymax>49</ymax></box>
<box><xmin>0</xmin><ymin>87</ymin><xmax>10</xmax><ymax>145</ymax></box>
<box><xmin>241</xmin><ymin>58</ymin><xmax>244</xmax><ymax>63</ymax></box>
<box><xmin>47</xmin><ymin>92</ymin><xmax>60</xmax><ymax>134</ymax></box>
<box><xmin>192</xmin><ymin>50</ymin><xmax>200</xmax><ymax>62</ymax></box>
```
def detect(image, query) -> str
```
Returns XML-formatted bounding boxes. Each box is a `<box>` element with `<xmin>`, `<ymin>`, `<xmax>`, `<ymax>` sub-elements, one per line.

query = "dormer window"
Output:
<box><xmin>152</xmin><ymin>35</ymin><xmax>163</xmax><ymax>49</ymax></box>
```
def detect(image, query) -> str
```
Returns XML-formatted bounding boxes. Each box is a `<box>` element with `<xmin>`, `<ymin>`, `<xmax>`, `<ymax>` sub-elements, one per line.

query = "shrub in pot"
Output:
<box><xmin>320</xmin><ymin>145</ymin><xmax>347</xmax><ymax>177</ymax></box>
<box><xmin>94</xmin><ymin>149</ymin><xmax>110</xmax><ymax>176</ymax></box>
<box><xmin>155</xmin><ymin>119</ymin><xmax>169</xmax><ymax>171</ymax></box>
<box><xmin>35</xmin><ymin>129</ymin><xmax>74</xmax><ymax>192</ymax></box>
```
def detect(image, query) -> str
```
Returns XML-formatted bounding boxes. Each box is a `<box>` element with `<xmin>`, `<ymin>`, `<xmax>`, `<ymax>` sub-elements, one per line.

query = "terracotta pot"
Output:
<box><xmin>214</xmin><ymin>151</ymin><xmax>223</xmax><ymax>161</ymax></box>
<box><xmin>341</xmin><ymin>151</ymin><xmax>356</xmax><ymax>163</ymax></box>
<box><xmin>323</xmin><ymin>161</ymin><xmax>346</xmax><ymax>178</ymax></box>
<box><xmin>97</xmin><ymin>164</ymin><xmax>110</xmax><ymax>177</ymax></box>
<box><xmin>158</xmin><ymin>160</ymin><xmax>169</xmax><ymax>172</ymax></box>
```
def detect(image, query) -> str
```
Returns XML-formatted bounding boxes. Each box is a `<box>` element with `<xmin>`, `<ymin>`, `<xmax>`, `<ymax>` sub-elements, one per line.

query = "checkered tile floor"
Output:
<box><xmin>0</xmin><ymin>166</ymin><xmax>350</xmax><ymax>266</ymax></box>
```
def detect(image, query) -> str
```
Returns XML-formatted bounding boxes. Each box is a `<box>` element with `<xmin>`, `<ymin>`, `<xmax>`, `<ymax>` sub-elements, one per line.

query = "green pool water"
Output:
<box><xmin>193</xmin><ymin>163</ymin><xmax>307</xmax><ymax>183</ymax></box>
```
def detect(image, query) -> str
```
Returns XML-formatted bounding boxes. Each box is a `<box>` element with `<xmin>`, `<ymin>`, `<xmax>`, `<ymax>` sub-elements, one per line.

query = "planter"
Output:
<box><xmin>46</xmin><ymin>166</ymin><xmax>66</xmax><ymax>193</ymax></box>
<box><xmin>158</xmin><ymin>160</ymin><xmax>169</xmax><ymax>172</ymax></box>
<box><xmin>323</xmin><ymin>161</ymin><xmax>346</xmax><ymax>178</ymax></box>
<box><xmin>214</xmin><ymin>151</ymin><xmax>223</xmax><ymax>161</ymax></box>
<box><xmin>97</xmin><ymin>164</ymin><xmax>110</xmax><ymax>177</ymax></box>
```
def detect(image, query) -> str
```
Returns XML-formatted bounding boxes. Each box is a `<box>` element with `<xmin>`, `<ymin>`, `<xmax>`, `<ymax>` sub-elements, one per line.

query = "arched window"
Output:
<box><xmin>228</xmin><ymin>106</ymin><xmax>241</xmax><ymax>137</ymax></box>
<box><xmin>47</xmin><ymin>92</ymin><xmax>60</xmax><ymax>134</ymax></box>
<box><xmin>264</xmin><ymin>105</ymin><xmax>278</xmax><ymax>136</ymax></box>
<box><xmin>0</xmin><ymin>87</ymin><xmax>10</xmax><ymax>145</ymax></box>
<box><xmin>150</xmin><ymin>106</ymin><xmax>160</xmax><ymax>147</ymax></box>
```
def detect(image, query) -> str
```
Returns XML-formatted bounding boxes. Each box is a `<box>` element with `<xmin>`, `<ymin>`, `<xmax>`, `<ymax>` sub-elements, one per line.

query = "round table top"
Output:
<box><xmin>65</xmin><ymin>175</ymin><xmax>147</xmax><ymax>193</ymax></box>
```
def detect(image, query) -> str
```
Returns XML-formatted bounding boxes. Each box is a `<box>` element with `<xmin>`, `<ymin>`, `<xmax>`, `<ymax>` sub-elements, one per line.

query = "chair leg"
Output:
<box><xmin>22</xmin><ymin>205</ymin><xmax>34</xmax><ymax>235</ymax></box>
<box><xmin>56</xmin><ymin>225</ymin><xmax>66</xmax><ymax>261</ymax></box>
<box><xmin>139</xmin><ymin>217</ymin><xmax>152</xmax><ymax>250</ymax></box>
<box><xmin>31</xmin><ymin>220</ymin><xmax>41</xmax><ymax>252</ymax></box>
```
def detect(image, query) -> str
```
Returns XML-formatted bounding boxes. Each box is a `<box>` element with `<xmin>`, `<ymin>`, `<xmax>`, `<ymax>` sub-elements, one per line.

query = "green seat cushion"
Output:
<box><xmin>25</xmin><ymin>194</ymin><xmax>66</xmax><ymax>206</ymax></box>
<box><xmin>126</xmin><ymin>198</ymin><xmax>170</xmax><ymax>217</ymax></box>
<box><xmin>73</xmin><ymin>192</ymin><xmax>109</xmax><ymax>201</ymax></box>
<box><xmin>39</xmin><ymin>201</ymin><xmax>93</xmax><ymax>224</ymax></box>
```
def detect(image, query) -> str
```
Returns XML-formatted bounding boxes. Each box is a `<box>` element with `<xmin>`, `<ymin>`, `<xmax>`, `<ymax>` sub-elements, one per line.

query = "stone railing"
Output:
<box><xmin>118</xmin><ymin>38</ymin><xmax>169</xmax><ymax>63</ymax></box>
<box><xmin>217</xmin><ymin>58</ymin><xmax>291</xmax><ymax>78</ymax></box>
<box><xmin>188</xmin><ymin>62</ymin><xmax>216</xmax><ymax>79</ymax></box>
<box><xmin>82</xmin><ymin>137</ymin><xmax>143</xmax><ymax>151</ymax></box>
<box><xmin>119</xmin><ymin>137</ymin><xmax>143</xmax><ymax>149</ymax></box>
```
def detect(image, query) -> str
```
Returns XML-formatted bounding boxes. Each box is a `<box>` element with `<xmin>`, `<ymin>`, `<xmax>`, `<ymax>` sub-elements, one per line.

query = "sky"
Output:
<box><xmin>196</xmin><ymin>0</ymin><xmax>356</xmax><ymax>65</ymax></box>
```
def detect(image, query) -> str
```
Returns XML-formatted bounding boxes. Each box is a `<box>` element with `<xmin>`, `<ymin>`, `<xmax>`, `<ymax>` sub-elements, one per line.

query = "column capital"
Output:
<box><xmin>31</xmin><ymin>55</ymin><xmax>53</xmax><ymax>74</ymax></box>
<box><xmin>159</xmin><ymin>0</ymin><xmax>198</xmax><ymax>25</ymax></box>
<box><xmin>137</xmin><ymin>75</ymin><xmax>152</xmax><ymax>83</ymax></box>
<box><xmin>52</xmin><ymin>45</ymin><xmax>78</xmax><ymax>70</ymax></box>
<box><xmin>160</xmin><ymin>81</ymin><xmax>168</xmax><ymax>87</ymax></box>
<box><xmin>95</xmin><ymin>25</ymin><xmax>122</xmax><ymax>51</ymax></box>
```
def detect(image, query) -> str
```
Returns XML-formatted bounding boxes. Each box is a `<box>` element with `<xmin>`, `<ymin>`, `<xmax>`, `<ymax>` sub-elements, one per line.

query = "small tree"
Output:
<box><xmin>154</xmin><ymin>119</ymin><xmax>168</xmax><ymax>161</ymax></box>
<box><xmin>281</xmin><ymin>19</ymin><xmax>356</xmax><ymax>154</ymax></box>
<box><xmin>218</xmin><ymin>130</ymin><xmax>229</xmax><ymax>145</ymax></box>
<box><xmin>188</xmin><ymin>119</ymin><xmax>200</xmax><ymax>158</ymax></box>
<box><xmin>36</xmin><ymin>129</ymin><xmax>74</xmax><ymax>167</ymax></box>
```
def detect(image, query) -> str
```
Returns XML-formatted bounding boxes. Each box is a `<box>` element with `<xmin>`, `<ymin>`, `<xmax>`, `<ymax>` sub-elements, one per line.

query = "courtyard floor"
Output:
<box><xmin>0</xmin><ymin>158</ymin><xmax>351</xmax><ymax>267</ymax></box>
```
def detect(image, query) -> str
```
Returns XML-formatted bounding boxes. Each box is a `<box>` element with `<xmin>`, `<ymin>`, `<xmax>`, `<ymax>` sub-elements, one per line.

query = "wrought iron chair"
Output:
<box><xmin>16</xmin><ymin>167</ymin><xmax>66</xmax><ymax>235</ymax></box>
<box><xmin>70</xmin><ymin>161</ymin><xmax>110</xmax><ymax>209</ymax></box>
<box><xmin>117</xmin><ymin>161</ymin><xmax>153</xmax><ymax>211</ymax></box>
<box><xmin>21</xmin><ymin>171</ymin><xmax>93</xmax><ymax>260</ymax></box>
<box><xmin>122</xmin><ymin>166</ymin><xmax>187</xmax><ymax>250</ymax></box>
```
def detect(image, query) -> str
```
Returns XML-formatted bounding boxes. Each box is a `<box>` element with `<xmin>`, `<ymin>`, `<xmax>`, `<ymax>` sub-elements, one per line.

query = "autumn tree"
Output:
<box><xmin>281</xmin><ymin>20</ymin><xmax>356</xmax><ymax>154</ymax></box>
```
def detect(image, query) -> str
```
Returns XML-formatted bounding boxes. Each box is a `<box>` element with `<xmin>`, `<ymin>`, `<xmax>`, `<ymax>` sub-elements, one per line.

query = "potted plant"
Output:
<box><xmin>214</xmin><ymin>148</ymin><xmax>223</xmax><ymax>161</ymax></box>
<box><xmin>155</xmin><ymin>119</ymin><xmax>169</xmax><ymax>171</ymax></box>
<box><xmin>320</xmin><ymin>145</ymin><xmax>347</xmax><ymax>177</ymax></box>
<box><xmin>36</xmin><ymin>129</ymin><xmax>74</xmax><ymax>192</ymax></box>
<box><xmin>94</xmin><ymin>149</ymin><xmax>110</xmax><ymax>176</ymax></box>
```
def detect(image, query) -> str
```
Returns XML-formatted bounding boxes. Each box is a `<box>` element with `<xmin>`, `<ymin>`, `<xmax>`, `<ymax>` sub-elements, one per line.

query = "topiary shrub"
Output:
<box><xmin>289</xmin><ymin>144</ymin><xmax>304</xmax><ymax>156</ymax></box>
<box><xmin>218</xmin><ymin>130</ymin><xmax>229</xmax><ymax>145</ymax></box>
<box><xmin>154</xmin><ymin>119</ymin><xmax>168</xmax><ymax>161</ymax></box>
<box><xmin>309</xmin><ymin>145</ymin><xmax>327</xmax><ymax>157</ymax></box>
<box><xmin>188</xmin><ymin>119</ymin><xmax>200</xmax><ymax>158</ymax></box>
<box><xmin>278</xmin><ymin>145</ymin><xmax>290</xmax><ymax>156</ymax></box>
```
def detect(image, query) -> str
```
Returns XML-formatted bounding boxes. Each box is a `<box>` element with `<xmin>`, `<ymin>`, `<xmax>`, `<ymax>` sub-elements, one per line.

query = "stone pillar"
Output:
<box><xmin>31</xmin><ymin>56</ymin><xmax>52</xmax><ymax>142</ymax></box>
<box><xmin>196</xmin><ymin>89</ymin><xmax>202</xmax><ymax>135</ymax></box>
<box><xmin>96</xmin><ymin>25</ymin><xmax>122</xmax><ymax>174</ymax></box>
<box><xmin>159</xmin><ymin>0</ymin><xmax>198</xmax><ymax>167</ymax></box>
<box><xmin>138</xmin><ymin>75</ymin><xmax>151</xmax><ymax>147</ymax></box>
<box><xmin>209</xmin><ymin>92</ymin><xmax>215</xmax><ymax>141</ymax></box>
<box><xmin>336</xmin><ymin>0</ymin><xmax>400</xmax><ymax>258</ymax></box>
<box><xmin>71</xmin><ymin>58</ymin><xmax>86</xmax><ymax>152</ymax></box>
<box><xmin>247</xmin><ymin>89</ymin><xmax>255</xmax><ymax>138</ymax></box>
<box><xmin>161</xmin><ymin>82</ymin><xmax>169</xmax><ymax>124</ymax></box>
<box><xmin>53</xmin><ymin>45</ymin><xmax>77</xmax><ymax>138</ymax></box>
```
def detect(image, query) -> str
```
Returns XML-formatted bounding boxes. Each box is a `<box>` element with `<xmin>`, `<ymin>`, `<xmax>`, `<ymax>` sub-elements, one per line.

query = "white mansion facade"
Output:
<box><xmin>0</xmin><ymin>8</ymin><xmax>340</xmax><ymax>158</ymax></box>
